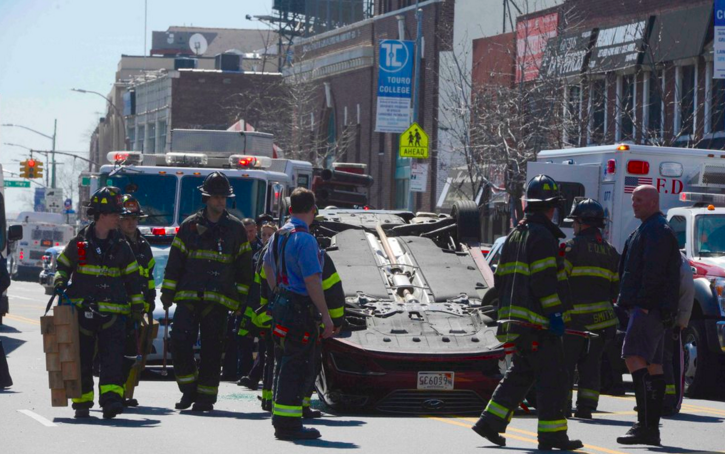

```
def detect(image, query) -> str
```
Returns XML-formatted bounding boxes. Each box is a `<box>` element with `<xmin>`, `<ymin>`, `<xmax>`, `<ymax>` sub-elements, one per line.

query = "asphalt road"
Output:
<box><xmin>2</xmin><ymin>280</ymin><xmax>725</xmax><ymax>454</ymax></box>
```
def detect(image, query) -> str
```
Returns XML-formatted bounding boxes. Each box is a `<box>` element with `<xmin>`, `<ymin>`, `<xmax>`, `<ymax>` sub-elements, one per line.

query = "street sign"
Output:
<box><xmin>375</xmin><ymin>39</ymin><xmax>415</xmax><ymax>133</ymax></box>
<box><xmin>80</xmin><ymin>176</ymin><xmax>91</xmax><ymax>186</ymax></box>
<box><xmin>399</xmin><ymin>122</ymin><xmax>429</xmax><ymax>159</ymax></box>
<box><xmin>45</xmin><ymin>189</ymin><xmax>64</xmax><ymax>214</ymax></box>
<box><xmin>64</xmin><ymin>198</ymin><xmax>72</xmax><ymax>209</ymax></box>
<box><xmin>410</xmin><ymin>162</ymin><xmax>429</xmax><ymax>192</ymax></box>
<box><xmin>716</xmin><ymin>0</ymin><xmax>725</xmax><ymax>78</ymax></box>
<box><xmin>4</xmin><ymin>180</ymin><xmax>31</xmax><ymax>188</ymax></box>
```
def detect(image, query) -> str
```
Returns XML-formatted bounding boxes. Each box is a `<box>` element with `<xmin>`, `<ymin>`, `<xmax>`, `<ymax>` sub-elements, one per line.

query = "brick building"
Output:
<box><xmin>285</xmin><ymin>0</ymin><xmax>454</xmax><ymax>210</ymax></box>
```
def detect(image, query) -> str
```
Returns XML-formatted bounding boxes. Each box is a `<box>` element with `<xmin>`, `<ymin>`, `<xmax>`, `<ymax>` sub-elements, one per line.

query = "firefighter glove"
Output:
<box><xmin>54</xmin><ymin>280</ymin><xmax>67</xmax><ymax>293</ymax></box>
<box><xmin>548</xmin><ymin>312</ymin><xmax>565</xmax><ymax>336</ymax></box>
<box><xmin>160</xmin><ymin>292</ymin><xmax>174</xmax><ymax>310</ymax></box>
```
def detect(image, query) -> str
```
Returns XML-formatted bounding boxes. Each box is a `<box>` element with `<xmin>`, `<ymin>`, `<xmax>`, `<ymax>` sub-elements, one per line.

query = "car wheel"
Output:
<box><xmin>683</xmin><ymin>320</ymin><xmax>716</xmax><ymax>398</ymax></box>
<box><xmin>451</xmin><ymin>200</ymin><xmax>481</xmax><ymax>244</ymax></box>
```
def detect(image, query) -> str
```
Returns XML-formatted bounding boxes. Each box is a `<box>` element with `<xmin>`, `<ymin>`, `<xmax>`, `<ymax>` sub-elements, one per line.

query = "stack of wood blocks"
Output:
<box><xmin>40</xmin><ymin>305</ymin><xmax>82</xmax><ymax>407</ymax></box>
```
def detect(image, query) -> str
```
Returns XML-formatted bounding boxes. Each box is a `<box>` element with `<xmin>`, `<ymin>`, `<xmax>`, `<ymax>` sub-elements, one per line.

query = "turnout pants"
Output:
<box><xmin>261</xmin><ymin>330</ymin><xmax>275</xmax><ymax>409</ymax></box>
<box><xmin>171</xmin><ymin>302</ymin><xmax>228</xmax><ymax>405</ymax></box>
<box><xmin>476</xmin><ymin>332</ymin><xmax>571</xmax><ymax>443</ymax></box>
<box><xmin>271</xmin><ymin>293</ymin><xmax>318</xmax><ymax>429</ymax></box>
<box><xmin>72</xmin><ymin>309</ymin><xmax>125</xmax><ymax>410</ymax></box>
<box><xmin>121</xmin><ymin>318</ymin><xmax>138</xmax><ymax>393</ymax></box>
<box><xmin>0</xmin><ymin>339</ymin><xmax>13</xmax><ymax>388</ymax></box>
<box><xmin>564</xmin><ymin>327</ymin><xmax>612</xmax><ymax>411</ymax></box>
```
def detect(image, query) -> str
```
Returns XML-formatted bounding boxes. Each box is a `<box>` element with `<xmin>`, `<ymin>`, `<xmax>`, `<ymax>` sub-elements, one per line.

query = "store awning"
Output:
<box><xmin>588</xmin><ymin>18</ymin><xmax>652</xmax><ymax>73</ymax></box>
<box><xmin>539</xmin><ymin>29</ymin><xmax>596</xmax><ymax>79</ymax></box>
<box><xmin>645</xmin><ymin>4</ymin><xmax>712</xmax><ymax>65</ymax></box>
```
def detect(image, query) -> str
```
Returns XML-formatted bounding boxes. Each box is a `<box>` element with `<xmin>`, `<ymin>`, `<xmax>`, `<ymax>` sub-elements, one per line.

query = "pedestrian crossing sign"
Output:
<box><xmin>399</xmin><ymin>123</ymin><xmax>429</xmax><ymax>159</ymax></box>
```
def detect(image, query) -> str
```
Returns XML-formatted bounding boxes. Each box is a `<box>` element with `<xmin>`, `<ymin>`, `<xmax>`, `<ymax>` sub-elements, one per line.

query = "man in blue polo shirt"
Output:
<box><xmin>263</xmin><ymin>187</ymin><xmax>334</xmax><ymax>440</ymax></box>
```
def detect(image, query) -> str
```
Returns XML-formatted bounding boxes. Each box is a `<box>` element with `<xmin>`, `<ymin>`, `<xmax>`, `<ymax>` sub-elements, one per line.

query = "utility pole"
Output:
<box><xmin>409</xmin><ymin>1</ymin><xmax>423</xmax><ymax>211</ymax></box>
<box><xmin>51</xmin><ymin>119</ymin><xmax>57</xmax><ymax>189</ymax></box>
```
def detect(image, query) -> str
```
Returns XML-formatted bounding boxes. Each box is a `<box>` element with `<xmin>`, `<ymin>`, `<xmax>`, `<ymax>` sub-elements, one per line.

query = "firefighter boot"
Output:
<box><xmin>303</xmin><ymin>407</ymin><xmax>322</xmax><ymax>419</ymax></box>
<box><xmin>74</xmin><ymin>408</ymin><xmax>90</xmax><ymax>419</ymax></box>
<box><xmin>617</xmin><ymin>371</ymin><xmax>661</xmax><ymax>446</ymax></box>
<box><xmin>102</xmin><ymin>401</ymin><xmax>124</xmax><ymax>420</ymax></box>
<box><xmin>191</xmin><ymin>402</ymin><xmax>214</xmax><ymax>412</ymax></box>
<box><xmin>175</xmin><ymin>392</ymin><xmax>196</xmax><ymax>410</ymax></box>
<box><xmin>123</xmin><ymin>398</ymin><xmax>139</xmax><ymax>407</ymax></box>
<box><xmin>471</xmin><ymin>421</ymin><xmax>506</xmax><ymax>447</ymax></box>
<box><xmin>537</xmin><ymin>437</ymin><xmax>585</xmax><ymax>451</ymax></box>
<box><xmin>274</xmin><ymin>426</ymin><xmax>322</xmax><ymax>440</ymax></box>
<box><xmin>574</xmin><ymin>407</ymin><xmax>593</xmax><ymax>419</ymax></box>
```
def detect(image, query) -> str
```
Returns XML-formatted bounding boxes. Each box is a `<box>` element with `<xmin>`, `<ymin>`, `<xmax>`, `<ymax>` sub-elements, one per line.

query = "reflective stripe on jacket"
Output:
<box><xmin>54</xmin><ymin>224</ymin><xmax>144</xmax><ymax>315</ymax></box>
<box><xmin>562</xmin><ymin>227</ymin><xmax>619</xmax><ymax>331</ymax></box>
<box><xmin>495</xmin><ymin>212</ymin><xmax>571</xmax><ymax>341</ymax></box>
<box><xmin>161</xmin><ymin>209</ymin><xmax>252</xmax><ymax>311</ymax></box>
<box><xmin>126</xmin><ymin>230</ymin><xmax>156</xmax><ymax>312</ymax></box>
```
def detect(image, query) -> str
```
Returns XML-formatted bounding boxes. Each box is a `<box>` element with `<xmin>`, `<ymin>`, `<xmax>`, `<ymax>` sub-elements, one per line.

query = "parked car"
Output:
<box><xmin>38</xmin><ymin>245</ymin><xmax>64</xmax><ymax>295</ymax></box>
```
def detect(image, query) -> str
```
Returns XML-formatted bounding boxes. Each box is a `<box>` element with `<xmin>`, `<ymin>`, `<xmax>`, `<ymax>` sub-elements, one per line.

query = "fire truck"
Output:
<box><xmin>528</xmin><ymin>143</ymin><xmax>725</xmax><ymax>398</ymax></box>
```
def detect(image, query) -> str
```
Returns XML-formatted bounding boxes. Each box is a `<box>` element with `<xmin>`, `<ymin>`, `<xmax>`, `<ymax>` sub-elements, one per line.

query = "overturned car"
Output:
<box><xmin>311</xmin><ymin>202</ymin><xmax>505</xmax><ymax>414</ymax></box>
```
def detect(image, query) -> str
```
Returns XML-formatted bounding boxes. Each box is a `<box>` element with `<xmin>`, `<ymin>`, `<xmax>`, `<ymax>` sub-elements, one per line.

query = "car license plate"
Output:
<box><xmin>417</xmin><ymin>372</ymin><xmax>454</xmax><ymax>390</ymax></box>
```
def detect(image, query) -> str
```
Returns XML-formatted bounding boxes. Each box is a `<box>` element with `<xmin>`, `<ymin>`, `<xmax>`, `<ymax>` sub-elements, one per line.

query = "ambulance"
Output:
<box><xmin>528</xmin><ymin>143</ymin><xmax>725</xmax><ymax>398</ymax></box>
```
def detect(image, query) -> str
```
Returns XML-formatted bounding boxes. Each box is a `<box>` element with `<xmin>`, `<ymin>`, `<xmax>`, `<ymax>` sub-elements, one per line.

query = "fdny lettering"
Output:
<box><xmin>655</xmin><ymin>178</ymin><xmax>683</xmax><ymax>195</ymax></box>
<box><xmin>587</xmin><ymin>243</ymin><xmax>614</xmax><ymax>256</ymax></box>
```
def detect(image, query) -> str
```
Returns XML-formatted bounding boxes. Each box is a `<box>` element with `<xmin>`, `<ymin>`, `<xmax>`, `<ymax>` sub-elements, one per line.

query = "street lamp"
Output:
<box><xmin>71</xmin><ymin>88</ymin><xmax>130</xmax><ymax>151</ymax></box>
<box><xmin>2</xmin><ymin>121</ymin><xmax>57</xmax><ymax>188</ymax></box>
<box><xmin>4</xmin><ymin>142</ymin><xmax>51</xmax><ymax>186</ymax></box>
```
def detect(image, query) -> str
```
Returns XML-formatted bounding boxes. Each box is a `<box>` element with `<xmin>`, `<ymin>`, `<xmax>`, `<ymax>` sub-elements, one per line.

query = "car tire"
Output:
<box><xmin>451</xmin><ymin>200</ymin><xmax>481</xmax><ymax>244</ymax></box>
<box><xmin>683</xmin><ymin>319</ymin><xmax>716</xmax><ymax>398</ymax></box>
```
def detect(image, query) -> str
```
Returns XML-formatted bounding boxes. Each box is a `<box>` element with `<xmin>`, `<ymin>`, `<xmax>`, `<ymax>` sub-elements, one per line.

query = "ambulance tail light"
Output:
<box><xmin>107</xmin><ymin>151</ymin><xmax>143</xmax><ymax>165</ymax></box>
<box><xmin>627</xmin><ymin>160</ymin><xmax>650</xmax><ymax>175</ymax></box>
<box><xmin>19</xmin><ymin>250</ymin><xmax>24</xmax><ymax>260</ymax></box>
<box><xmin>607</xmin><ymin>159</ymin><xmax>616</xmax><ymax>175</ymax></box>
<box><xmin>165</xmin><ymin>153</ymin><xmax>208</xmax><ymax>167</ymax></box>
<box><xmin>229</xmin><ymin>155</ymin><xmax>271</xmax><ymax>169</ymax></box>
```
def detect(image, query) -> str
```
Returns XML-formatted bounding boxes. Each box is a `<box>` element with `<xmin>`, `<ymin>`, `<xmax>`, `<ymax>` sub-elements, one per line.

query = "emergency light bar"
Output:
<box><xmin>107</xmin><ymin>151</ymin><xmax>143</xmax><ymax>165</ymax></box>
<box><xmin>139</xmin><ymin>226</ymin><xmax>179</xmax><ymax>236</ymax></box>
<box><xmin>680</xmin><ymin>192</ymin><xmax>725</xmax><ymax>206</ymax></box>
<box><xmin>165</xmin><ymin>153</ymin><xmax>208</xmax><ymax>167</ymax></box>
<box><xmin>229</xmin><ymin>154</ymin><xmax>272</xmax><ymax>169</ymax></box>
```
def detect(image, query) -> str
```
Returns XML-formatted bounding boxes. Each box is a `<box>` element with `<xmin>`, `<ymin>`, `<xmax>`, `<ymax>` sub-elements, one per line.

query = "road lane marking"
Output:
<box><xmin>426</xmin><ymin>417</ymin><xmax>562</xmax><ymax>450</ymax></box>
<box><xmin>4</xmin><ymin>314</ymin><xmax>40</xmax><ymax>326</ymax></box>
<box><xmin>18</xmin><ymin>410</ymin><xmax>57</xmax><ymax>427</ymax></box>
<box><xmin>9</xmin><ymin>294</ymin><xmax>41</xmax><ymax>301</ymax></box>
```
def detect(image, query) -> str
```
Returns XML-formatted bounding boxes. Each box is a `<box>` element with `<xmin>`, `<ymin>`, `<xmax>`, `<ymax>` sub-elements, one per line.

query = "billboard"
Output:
<box><xmin>516</xmin><ymin>12</ymin><xmax>559</xmax><ymax>83</ymax></box>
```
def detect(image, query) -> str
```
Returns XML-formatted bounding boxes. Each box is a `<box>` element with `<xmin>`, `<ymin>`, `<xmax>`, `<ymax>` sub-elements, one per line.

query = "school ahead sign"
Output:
<box><xmin>375</xmin><ymin>40</ymin><xmax>415</xmax><ymax>133</ymax></box>
<box><xmin>399</xmin><ymin>123</ymin><xmax>429</xmax><ymax>159</ymax></box>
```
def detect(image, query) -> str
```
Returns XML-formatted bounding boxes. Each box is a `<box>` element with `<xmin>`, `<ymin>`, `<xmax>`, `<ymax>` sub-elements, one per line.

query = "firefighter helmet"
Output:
<box><xmin>525</xmin><ymin>174</ymin><xmax>564</xmax><ymax>211</ymax></box>
<box><xmin>566</xmin><ymin>198</ymin><xmax>605</xmax><ymax>228</ymax></box>
<box><xmin>120</xmin><ymin>194</ymin><xmax>147</xmax><ymax>218</ymax></box>
<box><xmin>198</xmin><ymin>171</ymin><xmax>234</xmax><ymax>198</ymax></box>
<box><xmin>85</xmin><ymin>186</ymin><xmax>124</xmax><ymax>215</ymax></box>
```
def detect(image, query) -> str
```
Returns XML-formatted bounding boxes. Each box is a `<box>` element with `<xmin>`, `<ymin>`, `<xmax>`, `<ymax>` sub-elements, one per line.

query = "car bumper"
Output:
<box><xmin>717</xmin><ymin>321</ymin><xmax>725</xmax><ymax>353</ymax></box>
<box><xmin>318</xmin><ymin>339</ymin><xmax>504</xmax><ymax>414</ymax></box>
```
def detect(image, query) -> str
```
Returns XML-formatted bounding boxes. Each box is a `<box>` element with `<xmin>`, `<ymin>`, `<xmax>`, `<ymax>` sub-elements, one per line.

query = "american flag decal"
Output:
<box><xmin>624</xmin><ymin>176</ymin><xmax>653</xmax><ymax>194</ymax></box>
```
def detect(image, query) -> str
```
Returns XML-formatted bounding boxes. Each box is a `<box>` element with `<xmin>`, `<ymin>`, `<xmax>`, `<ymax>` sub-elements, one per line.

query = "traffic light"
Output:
<box><xmin>19</xmin><ymin>160</ymin><xmax>29</xmax><ymax>178</ymax></box>
<box><xmin>27</xmin><ymin>159</ymin><xmax>37</xmax><ymax>178</ymax></box>
<box><xmin>35</xmin><ymin>160</ymin><xmax>44</xmax><ymax>179</ymax></box>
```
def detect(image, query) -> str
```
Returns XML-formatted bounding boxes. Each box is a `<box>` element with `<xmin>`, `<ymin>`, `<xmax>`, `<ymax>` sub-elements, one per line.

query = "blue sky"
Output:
<box><xmin>0</xmin><ymin>0</ymin><xmax>272</xmax><ymax>213</ymax></box>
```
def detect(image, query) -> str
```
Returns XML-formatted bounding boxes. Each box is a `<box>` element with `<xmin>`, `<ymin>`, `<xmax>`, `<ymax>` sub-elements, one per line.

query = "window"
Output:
<box><xmin>712</xmin><ymin>78</ymin><xmax>725</xmax><ymax>134</ymax></box>
<box><xmin>620</xmin><ymin>75</ymin><xmax>635</xmax><ymax>141</ymax></box>
<box><xmin>101</xmin><ymin>173</ymin><xmax>177</xmax><ymax>225</ymax></box>
<box><xmin>128</xmin><ymin>127</ymin><xmax>136</xmax><ymax>150</ymax></box>
<box><xmin>158</xmin><ymin>120</ymin><xmax>167</xmax><ymax>152</ymax></box>
<box><xmin>146</xmin><ymin>123</ymin><xmax>156</xmax><ymax>153</ymax></box>
<box><xmin>137</xmin><ymin>125</ymin><xmax>145</xmax><ymax>152</ymax></box>
<box><xmin>645</xmin><ymin>71</ymin><xmax>663</xmax><ymax>141</ymax></box>
<box><xmin>588</xmin><ymin>79</ymin><xmax>606</xmax><ymax>145</ymax></box>
<box><xmin>557</xmin><ymin>182</ymin><xmax>586</xmax><ymax>228</ymax></box>
<box><xmin>564</xmin><ymin>85</ymin><xmax>582</xmax><ymax>146</ymax></box>
<box><xmin>668</xmin><ymin>215</ymin><xmax>687</xmax><ymax>250</ymax></box>
<box><xmin>678</xmin><ymin>65</ymin><xmax>696</xmax><ymax>136</ymax></box>
<box><xmin>179</xmin><ymin>176</ymin><xmax>266</xmax><ymax>221</ymax></box>
<box><xmin>695</xmin><ymin>214</ymin><xmax>725</xmax><ymax>257</ymax></box>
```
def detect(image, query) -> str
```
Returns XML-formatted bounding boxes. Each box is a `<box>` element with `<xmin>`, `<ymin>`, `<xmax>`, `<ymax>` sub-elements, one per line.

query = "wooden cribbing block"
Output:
<box><xmin>53</xmin><ymin>305</ymin><xmax>74</xmax><ymax>325</ymax></box>
<box><xmin>55</xmin><ymin>325</ymin><xmax>73</xmax><ymax>344</ymax></box>
<box><xmin>51</xmin><ymin>388</ymin><xmax>68</xmax><ymax>407</ymax></box>
<box><xmin>61</xmin><ymin>360</ymin><xmax>79</xmax><ymax>381</ymax></box>
<box><xmin>64</xmin><ymin>379</ymin><xmax>81</xmax><ymax>398</ymax></box>
<box><xmin>46</xmin><ymin>352</ymin><xmax>61</xmax><ymax>372</ymax></box>
<box><xmin>58</xmin><ymin>343</ymin><xmax>75</xmax><ymax>363</ymax></box>
<box><xmin>48</xmin><ymin>371</ymin><xmax>65</xmax><ymax>389</ymax></box>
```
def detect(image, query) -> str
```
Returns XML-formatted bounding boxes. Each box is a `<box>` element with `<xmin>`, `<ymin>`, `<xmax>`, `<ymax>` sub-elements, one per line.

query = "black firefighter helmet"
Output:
<box><xmin>120</xmin><ymin>194</ymin><xmax>148</xmax><ymax>218</ymax></box>
<box><xmin>198</xmin><ymin>171</ymin><xmax>235</xmax><ymax>198</ymax></box>
<box><xmin>566</xmin><ymin>198</ymin><xmax>605</xmax><ymax>228</ymax></box>
<box><xmin>85</xmin><ymin>186</ymin><xmax>124</xmax><ymax>216</ymax></box>
<box><xmin>525</xmin><ymin>174</ymin><xmax>564</xmax><ymax>211</ymax></box>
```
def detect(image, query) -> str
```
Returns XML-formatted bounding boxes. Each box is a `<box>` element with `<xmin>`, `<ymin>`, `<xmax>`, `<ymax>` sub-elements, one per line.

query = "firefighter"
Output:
<box><xmin>118</xmin><ymin>194</ymin><xmax>156</xmax><ymax>407</ymax></box>
<box><xmin>262</xmin><ymin>188</ymin><xmax>334</xmax><ymax>440</ymax></box>
<box><xmin>54</xmin><ymin>186</ymin><xmax>144</xmax><ymax>419</ymax></box>
<box><xmin>471</xmin><ymin>175</ymin><xmax>583</xmax><ymax>451</ymax></box>
<box><xmin>561</xmin><ymin>198</ymin><xmax>619</xmax><ymax>419</ymax></box>
<box><xmin>160</xmin><ymin>172</ymin><xmax>253</xmax><ymax>412</ymax></box>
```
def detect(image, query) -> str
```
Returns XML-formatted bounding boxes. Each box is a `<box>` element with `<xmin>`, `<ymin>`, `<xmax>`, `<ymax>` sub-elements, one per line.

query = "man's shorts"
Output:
<box><xmin>622</xmin><ymin>307</ymin><xmax>666</xmax><ymax>365</ymax></box>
